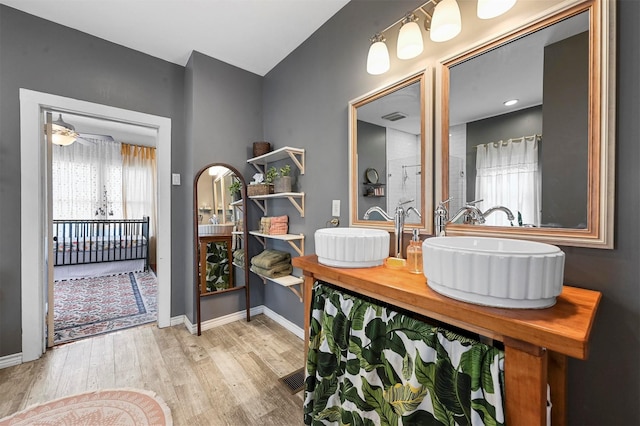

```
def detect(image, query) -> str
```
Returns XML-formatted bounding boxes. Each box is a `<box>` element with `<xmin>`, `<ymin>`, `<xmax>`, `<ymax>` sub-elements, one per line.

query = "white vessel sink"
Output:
<box><xmin>198</xmin><ymin>223</ymin><xmax>234</xmax><ymax>236</ymax></box>
<box><xmin>422</xmin><ymin>236</ymin><xmax>565</xmax><ymax>309</ymax></box>
<box><xmin>315</xmin><ymin>227</ymin><xmax>389</xmax><ymax>268</ymax></box>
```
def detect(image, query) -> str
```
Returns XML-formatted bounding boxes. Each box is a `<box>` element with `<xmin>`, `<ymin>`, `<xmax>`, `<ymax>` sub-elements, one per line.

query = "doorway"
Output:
<box><xmin>49</xmin><ymin>112</ymin><xmax>159</xmax><ymax>344</ymax></box>
<box><xmin>20</xmin><ymin>90</ymin><xmax>172</xmax><ymax>361</ymax></box>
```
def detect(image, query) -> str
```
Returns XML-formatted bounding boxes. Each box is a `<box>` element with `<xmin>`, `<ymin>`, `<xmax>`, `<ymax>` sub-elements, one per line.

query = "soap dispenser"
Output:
<box><xmin>407</xmin><ymin>229</ymin><xmax>423</xmax><ymax>274</ymax></box>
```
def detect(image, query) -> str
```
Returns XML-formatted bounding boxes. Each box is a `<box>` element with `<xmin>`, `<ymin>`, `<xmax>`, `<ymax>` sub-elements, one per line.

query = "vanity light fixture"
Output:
<box><xmin>366</xmin><ymin>0</ymin><xmax>517</xmax><ymax>74</ymax></box>
<box><xmin>50</xmin><ymin>114</ymin><xmax>79</xmax><ymax>146</ymax></box>
<box><xmin>397</xmin><ymin>13</ymin><xmax>424</xmax><ymax>59</ymax></box>
<box><xmin>430</xmin><ymin>0</ymin><xmax>462</xmax><ymax>42</ymax></box>
<box><xmin>366</xmin><ymin>33</ymin><xmax>390</xmax><ymax>75</ymax></box>
<box><xmin>504</xmin><ymin>99</ymin><xmax>518</xmax><ymax>106</ymax></box>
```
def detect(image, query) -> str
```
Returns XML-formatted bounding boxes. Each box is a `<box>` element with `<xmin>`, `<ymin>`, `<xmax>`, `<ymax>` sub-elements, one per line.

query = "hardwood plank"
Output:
<box><xmin>87</xmin><ymin>332</ymin><xmax>115</xmax><ymax>390</ymax></box>
<box><xmin>23</xmin><ymin>345</ymin><xmax>68</xmax><ymax>407</ymax></box>
<box><xmin>113</xmin><ymin>328</ymin><xmax>143</xmax><ymax>388</ymax></box>
<box><xmin>0</xmin><ymin>315</ymin><xmax>304</xmax><ymax>425</ymax></box>
<box><xmin>56</xmin><ymin>338</ymin><xmax>93</xmax><ymax>398</ymax></box>
<box><xmin>0</xmin><ymin>361</ymin><xmax>37</xmax><ymax>415</ymax></box>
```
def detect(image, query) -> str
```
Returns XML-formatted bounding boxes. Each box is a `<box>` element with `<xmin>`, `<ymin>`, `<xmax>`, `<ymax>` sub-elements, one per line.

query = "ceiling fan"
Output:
<box><xmin>50</xmin><ymin>114</ymin><xmax>115</xmax><ymax>146</ymax></box>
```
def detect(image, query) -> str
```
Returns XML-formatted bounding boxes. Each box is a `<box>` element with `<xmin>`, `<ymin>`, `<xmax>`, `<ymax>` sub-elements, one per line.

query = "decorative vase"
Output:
<box><xmin>274</xmin><ymin>176</ymin><xmax>292</xmax><ymax>193</ymax></box>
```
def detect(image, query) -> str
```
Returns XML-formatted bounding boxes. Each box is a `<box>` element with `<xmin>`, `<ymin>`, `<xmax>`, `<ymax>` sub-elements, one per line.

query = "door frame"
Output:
<box><xmin>20</xmin><ymin>89</ymin><xmax>172</xmax><ymax>361</ymax></box>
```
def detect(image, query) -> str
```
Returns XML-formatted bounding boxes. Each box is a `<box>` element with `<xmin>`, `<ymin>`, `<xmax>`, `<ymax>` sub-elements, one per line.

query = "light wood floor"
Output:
<box><xmin>0</xmin><ymin>315</ymin><xmax>305</xmax><ymax>425</ymax></box>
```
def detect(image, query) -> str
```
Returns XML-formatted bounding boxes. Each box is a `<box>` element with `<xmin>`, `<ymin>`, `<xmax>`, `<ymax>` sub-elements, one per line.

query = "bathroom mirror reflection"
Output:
<box><xmin>349</xmin><ymin>71</ymin><xmax>433</xmax><ymax>233</ymax></box>
<box><xmin>193</xmin><ymin>163</ymin><xmax>250</xmax><ymax>335</ymax></box>
<box><xmin>439</xmin><ymin>0</ymin><xmax>614</xmax><ymax>248</ymax></box>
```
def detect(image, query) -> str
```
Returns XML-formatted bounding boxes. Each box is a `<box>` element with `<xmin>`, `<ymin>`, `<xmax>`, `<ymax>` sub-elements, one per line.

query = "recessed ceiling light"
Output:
<box><xmin>504</xmin><ymin>99</ymin><xmax>518</xmax><ymax>106</ymax></box>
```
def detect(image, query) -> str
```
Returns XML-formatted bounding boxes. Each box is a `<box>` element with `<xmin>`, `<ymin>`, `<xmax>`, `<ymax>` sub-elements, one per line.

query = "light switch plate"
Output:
<box><xmin>332</xmin><ymin>199</ymin><xmax>340</xmax><ymax>217</ymax></box>
<box><xmin>172</xmin><ymin>173</ymin><xmax>181</xmax><ymax>185</ymax></box>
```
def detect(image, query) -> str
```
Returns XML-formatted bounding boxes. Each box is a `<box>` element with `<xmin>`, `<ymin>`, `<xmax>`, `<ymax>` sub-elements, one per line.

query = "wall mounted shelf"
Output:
<box><xmin>250</xmin><ymin>231</ymin><xmax>305</xmax><ymax>302</ymax></box>
<box><xmin>249</xmin><ymin>192</ymin><xmax>305</xmax><ymax>217</ymax></box>
<box><xmin>249</xmin><ymin>231</ymin><xmax>305</xmax><ymax>256</ymax></box>
<box><xmin>253</xmin><ymin>273</ymin><xmax>304</xmax><ymax>301</ymax></box>
<box><xmin>247</xmin><ymin>146</ymin><xmax>305</xmax><ymax>175</ymax></box>
<box><xmin>247</xmin><ymin>145</ymin><xmax>306</xmax><ymax>303</ymax></box>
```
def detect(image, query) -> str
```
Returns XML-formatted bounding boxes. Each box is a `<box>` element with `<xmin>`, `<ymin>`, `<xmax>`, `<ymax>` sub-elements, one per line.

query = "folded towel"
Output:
<box><xmin>269</xmin><ymin>222</ymin><xmax>288</xmax><ymax>235</ymax></box>
<box><xmin>260</xmin><ymin>217</ymin><xmax>271</xmax><ymax>234</ymax></box>
<box><xmin>250</xmin><ymin>263</ymin><xmax>293</xmax><ymax>278</ymax></box>
<box><xmin>251</xmin><ymin>249</ymin><xmax>291</xmax><ymax>269</ymax></box>
<box><xmin>233</xmin><ymin>250</ymin><xmax>245</xmax><ymax>267</ymax></box>
<box><xmin>270</xmin><ymin>215</ymin><xmax>288</xmax><ymax>224</ymax></box>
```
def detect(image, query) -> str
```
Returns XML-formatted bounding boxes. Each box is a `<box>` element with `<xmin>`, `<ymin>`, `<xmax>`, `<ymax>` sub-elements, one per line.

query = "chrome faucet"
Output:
<box><xmin>434</xmin><ymin>198</ymin><xmax>451</xmax><ymax>236</ymax></box>
<box><xmin>363</xmin><ymin>206</ymin><xmax>393</xmax><ymax>221</ymax></box>
<box><xmin>450</xmin><ymin>201</ymin><xmax>486</xmax><ymax>225</ymax></box>
<box><xmin>364</xmin><ymin>200</ymin><xmax>421</xmax><ymax>259</ymax></box>
<box><xmin>482</xmin><ymin>205</ymin><xmax>515</xmax><ymax>222</ymax></box>
<box><xmin>435</xmin><ymin>198</ymin><xmax>516</xmax><ymax>232</ymax></box>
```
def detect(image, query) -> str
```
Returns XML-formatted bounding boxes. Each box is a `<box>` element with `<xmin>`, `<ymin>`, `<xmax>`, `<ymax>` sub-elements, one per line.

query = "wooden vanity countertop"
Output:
<box><xmin>293</xmin><ymin>255</ymin><xmax>601</xmax><ymax>360</ymax></box>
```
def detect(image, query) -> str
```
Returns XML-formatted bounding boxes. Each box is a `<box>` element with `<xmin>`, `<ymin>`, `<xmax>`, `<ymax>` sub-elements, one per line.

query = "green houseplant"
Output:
<box><xmin>274</xmin><ymin>164</ymin><xmax>292</xmax><ymax>193</ymax></box>
<box><xmin>228</xmin><ymin>179</ymin><xmax>242</xmax><ymax>201</ymax></box>
<box><xmin>265</xmin><ymin>166</ymin><xmax>278</xmax><ymax>184</ymax></box>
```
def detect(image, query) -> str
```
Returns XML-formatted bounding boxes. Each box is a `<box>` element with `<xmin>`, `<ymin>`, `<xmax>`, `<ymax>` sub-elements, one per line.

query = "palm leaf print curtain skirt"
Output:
<box><xmin>304</xmin><ymin>282</ymin><xmax>506</xmax><ymax>425</ymax></box>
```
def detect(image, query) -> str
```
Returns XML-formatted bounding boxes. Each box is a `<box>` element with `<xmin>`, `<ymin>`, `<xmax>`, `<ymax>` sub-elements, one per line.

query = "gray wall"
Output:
<box><xmin>542</xmin><ymin>32</ymin><xmax>589</xmax><ymax>228</ymax></box>
<box><xmin>0</xmin><ymin>5</ymin><xmax>186</xmax><ymax>356</ymax></box>
<box><xmin>262</xmin><ymin>0</ymin><xmax>639</xmax><ymax>424</ymax></box>
<box><xmin>185</xmin><ymin>51</ymin><xmax>265</xmax><ymax>323</ymax></box>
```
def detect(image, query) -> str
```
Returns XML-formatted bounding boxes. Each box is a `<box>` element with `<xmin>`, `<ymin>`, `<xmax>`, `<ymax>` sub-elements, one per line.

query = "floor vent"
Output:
<box><xmin>279</xmin><ymin>368</ymin><xmax>305</xmax><ymax>394</ymax></box>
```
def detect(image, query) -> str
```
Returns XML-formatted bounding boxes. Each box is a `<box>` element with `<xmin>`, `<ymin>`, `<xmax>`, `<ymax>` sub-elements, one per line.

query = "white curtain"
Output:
<box><xmin>121</xmin><ymin>143</ymin><xmax>157</xmax><ymax>263</ymax></box>
<box><xmin>475</xmin><ymin>135</ymin><xmax>541</xmax><ymax>227</ymax></box>
<box><xmin>52</xmin><ymin>138</ymin><xmax>123</xmax><ymax>219</ymax></box>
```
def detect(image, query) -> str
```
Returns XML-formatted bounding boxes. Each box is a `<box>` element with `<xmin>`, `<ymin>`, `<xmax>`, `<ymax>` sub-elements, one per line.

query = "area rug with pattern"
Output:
<box><xmin>0</xmin><ymin>388</ymin><xmax>172</xmax><ymax>426</ymax></box>
<box><xmin>54</xmin><ymin>271</ymin><xmax>157</xmax><ymax>344</ymax></box>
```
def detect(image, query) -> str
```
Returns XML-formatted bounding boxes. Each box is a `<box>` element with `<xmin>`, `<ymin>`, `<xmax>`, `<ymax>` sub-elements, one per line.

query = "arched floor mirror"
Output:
<box><xmin>194</xmin><ymin>163</ymin><xmax>250</xmax><ymax>335</ymax></box>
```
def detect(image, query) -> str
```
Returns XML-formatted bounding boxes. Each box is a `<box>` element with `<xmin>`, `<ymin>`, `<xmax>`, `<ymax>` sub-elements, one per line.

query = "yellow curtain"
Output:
<box><xmin>121</xmin><ymin>143</ymin><xmax>157</xmax><ymax>267</ymax></box>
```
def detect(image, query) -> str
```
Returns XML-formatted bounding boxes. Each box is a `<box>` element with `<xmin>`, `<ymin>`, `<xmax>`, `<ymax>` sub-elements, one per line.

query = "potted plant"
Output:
<box><xmin>265</xmin><ymin>166</ymin><xmax>278</xmax><ymax>184</ymax></box>
<box><xmin>228</xmin><ymin>179</ymin><xmax>242</xmax><ymax>201</ymax></box>
<box><xmin>274</xmin><ymin>164</ymin><xmax>292</xmax><ymax>193</ymax></box>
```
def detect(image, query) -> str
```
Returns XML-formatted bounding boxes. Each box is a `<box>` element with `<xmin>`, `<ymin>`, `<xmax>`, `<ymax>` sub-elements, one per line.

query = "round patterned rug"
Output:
<box><xmin>0</xmin><ymin>389</ymin><xmax>172</xmax><ymax>426</ymax></box>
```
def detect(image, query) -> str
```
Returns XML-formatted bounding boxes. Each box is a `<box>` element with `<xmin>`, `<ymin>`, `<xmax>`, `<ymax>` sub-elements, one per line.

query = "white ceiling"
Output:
<box><xmin>0</xmin><ymin>0</ymin><xmax>349</xmax><ymax>77</ymax></box>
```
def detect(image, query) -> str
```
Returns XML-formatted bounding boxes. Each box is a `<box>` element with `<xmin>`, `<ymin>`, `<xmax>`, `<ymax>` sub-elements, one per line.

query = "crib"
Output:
<box><xmin>52</xmin><ymin>217</ymin><xmax>149</xmax><ymax>280</ymax></box>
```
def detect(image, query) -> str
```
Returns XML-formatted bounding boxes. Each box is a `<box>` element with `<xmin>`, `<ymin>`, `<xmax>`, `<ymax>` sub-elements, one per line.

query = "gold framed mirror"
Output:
<box><xmin>349</xmin><ymin>70</ymin><xmax>433</xmax><ymax>234</ymax></box>
<box><xmin>193</xmin><ymin>163</ymin><xmax>250</xmax><ymax>335</ymax></box>
<box><xmin>436</xmin><ymin>0</ymin><xmax>615</xmax><ymax>248</ymax></box>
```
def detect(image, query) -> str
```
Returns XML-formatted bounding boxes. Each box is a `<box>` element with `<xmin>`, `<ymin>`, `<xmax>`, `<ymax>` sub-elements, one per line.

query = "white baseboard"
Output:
<box><xmin>182</xmin><ymin>306</ymin><xmax>265</xmax><ymax>334</ymax></box>
<box><xmin>170</xmin><ymin>315</ymin><xmax>186</xmax><ymax>327</ymax></box>
<box><xmin>0</xmin><ymin>352</ymin><xmax>23</xmax><ymax>369</ymax></box>
<box><xmin>261</xmin><ymin>306</ymin><xmax>304</xmax><ymax>340</ymax></box>
<box><xmin>177</xmin><ymin>305</ymin><xmax>304</xmax><ymax>340</ymax></box>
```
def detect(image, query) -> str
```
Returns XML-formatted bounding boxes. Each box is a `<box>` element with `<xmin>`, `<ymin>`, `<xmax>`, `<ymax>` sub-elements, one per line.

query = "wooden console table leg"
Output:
<box><xmin>548</xmin><ymin>351</ymin><xmax>568</xmax><ymax>426</ymax></box>
<box><xmin>302</xmin><ymin>272</ymin><xmax>315</xmax><ymax>367</ymax></box>
<box><xmin>504</xmin><ymin>338</ymin><xmax>548</xmax><ymax>425</ymax></box>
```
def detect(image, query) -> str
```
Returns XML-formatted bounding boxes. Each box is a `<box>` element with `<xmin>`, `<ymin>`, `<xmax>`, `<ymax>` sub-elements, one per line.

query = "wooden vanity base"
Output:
<box><xmin>293</xmin><ymin>255</ymin><xmax>601</xmax><ymax>426</ymax></box>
